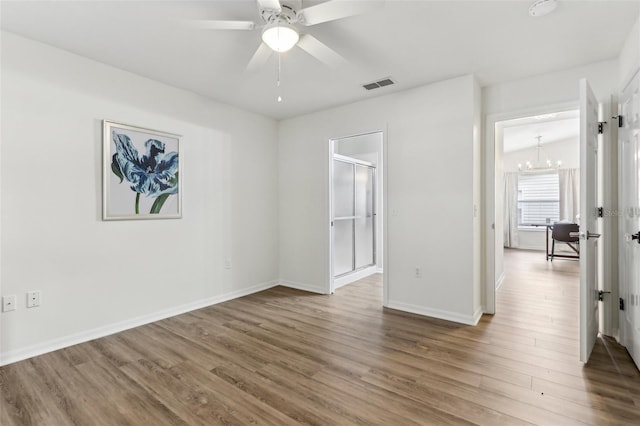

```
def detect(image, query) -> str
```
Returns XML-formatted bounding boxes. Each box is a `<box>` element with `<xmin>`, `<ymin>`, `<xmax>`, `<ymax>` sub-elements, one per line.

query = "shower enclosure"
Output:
<box><xmin>332</xmin><ymin>154</ymin><xmax>376</xmax><ymax>278</ymax></box>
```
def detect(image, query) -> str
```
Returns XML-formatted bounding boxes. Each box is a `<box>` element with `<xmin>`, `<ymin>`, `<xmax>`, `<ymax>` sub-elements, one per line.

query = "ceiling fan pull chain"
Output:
<box><xmin>277</xmin><ymin>51</ymin><xmax>283</xmax><ymax>103</ymax></box>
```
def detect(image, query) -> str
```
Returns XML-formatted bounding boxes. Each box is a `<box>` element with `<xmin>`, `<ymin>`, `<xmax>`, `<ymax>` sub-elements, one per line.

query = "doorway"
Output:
<box><xmin>490</xmin><ymin>108</ymin><xmax>582</xmax><ymax>330</ymax></box>
<box><xmin>329</xmin><ymin>131</ymin><xmax>384</xmax><ymax>293</ymax></box>
<box><xmin>485</xmin><ymin>102</ymin><xmax>579</xmax><ymax>313</ymax></box>
<box><xmin>332</xmin><ymin>155</ymin><xmax>376</xmax><ymax>282</ymax></box>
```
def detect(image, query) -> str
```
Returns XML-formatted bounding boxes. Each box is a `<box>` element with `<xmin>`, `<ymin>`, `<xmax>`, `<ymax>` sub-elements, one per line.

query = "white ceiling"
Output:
<box><xmin>502</xmin><ymin>109</ymin><xmax>579</xmax><ymax>152</ymax></box>
<box><xmin>1</xmin><ymin>0</ymin><xmax>638</xmax><ymax>120</ymax></box>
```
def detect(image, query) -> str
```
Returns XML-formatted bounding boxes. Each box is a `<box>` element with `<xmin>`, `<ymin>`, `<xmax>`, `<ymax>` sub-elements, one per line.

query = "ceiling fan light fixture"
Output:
<box><xmin>262</xmin><ymin>22</ymin><xmax>299</xmax><ymax>52</ymax></box>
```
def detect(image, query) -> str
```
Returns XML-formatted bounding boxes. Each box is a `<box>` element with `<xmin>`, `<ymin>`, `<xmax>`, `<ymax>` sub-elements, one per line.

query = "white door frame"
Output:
<box><xmin>579</xmin><ymin>78</ymin><xmax>602</xmax><ymax>362</ymax></box>
<box><xmin>484</xmin><ymin>101</ymin><xmax>578</xmax><ymax>314</ymax></box>
<box><xmin>328</xmin><ymin>130</ymin><xmax>388</xmax><ymax>307</ymax></box>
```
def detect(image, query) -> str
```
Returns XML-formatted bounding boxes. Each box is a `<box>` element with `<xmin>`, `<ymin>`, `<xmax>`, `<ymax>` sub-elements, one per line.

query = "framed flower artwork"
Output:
<box><xmin>103</xmin><ymin>120</ymin><xmax>182</xmax><ymax>220</ymax></box>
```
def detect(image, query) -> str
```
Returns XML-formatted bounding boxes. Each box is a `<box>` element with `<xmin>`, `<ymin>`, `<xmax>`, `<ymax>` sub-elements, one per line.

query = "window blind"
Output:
<box><xmin>517</xmin><ymin>172</ymin><xmax>560</xmax><ymax>225</ymax></box>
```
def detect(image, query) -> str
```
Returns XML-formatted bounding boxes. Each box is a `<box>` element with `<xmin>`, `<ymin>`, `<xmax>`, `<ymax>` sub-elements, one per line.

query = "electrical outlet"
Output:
<box><xmin>27</xmin><ymin>290</ymin><xmax>41</xmax><ymax>308</ymax></box>
<box><xmin>415</xmin><ymin>267</ymin><xmax>422</xmax><ymax>278</ymax></box>
<box><xmin>224</xmin><ymin>259</ymin><xmax>232</xmax><ymax>269</ymax></box>
<box><xmin>2</xmin><ymin>295</ymin><xmax>17</xmax><ymax>312</ymax></box>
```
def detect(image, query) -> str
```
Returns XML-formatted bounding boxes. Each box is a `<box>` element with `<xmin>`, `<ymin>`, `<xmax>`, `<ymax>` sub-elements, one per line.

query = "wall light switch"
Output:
<box><xmin>2</xmin><ymin>295</ymin><xmax>17</xmax><ymax>312</ymax></box>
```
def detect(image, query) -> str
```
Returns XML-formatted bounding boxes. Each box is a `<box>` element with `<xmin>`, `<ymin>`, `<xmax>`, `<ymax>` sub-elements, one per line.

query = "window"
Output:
<box><xmin>517</xmin><ymin>172</ymin><xmax>559</xmax><ymax>226</ymax></box>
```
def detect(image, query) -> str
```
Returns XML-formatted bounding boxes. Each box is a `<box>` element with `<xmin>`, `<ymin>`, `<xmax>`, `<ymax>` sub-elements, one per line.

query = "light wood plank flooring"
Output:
<box><xmin>2</xmin><ymin>249</ymin><xmax>639</xmax><ymax>425</ymax></box>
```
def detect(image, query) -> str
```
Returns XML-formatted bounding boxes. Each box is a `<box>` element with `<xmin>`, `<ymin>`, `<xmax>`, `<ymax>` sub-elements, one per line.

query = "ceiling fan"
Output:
<box><xmin>192</xmin><ymin>0</ymin><xmax>384</xmax><ymax>71</ymax></box>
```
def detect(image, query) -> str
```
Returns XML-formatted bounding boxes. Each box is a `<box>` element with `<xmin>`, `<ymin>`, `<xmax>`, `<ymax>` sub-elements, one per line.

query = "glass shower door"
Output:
<box><xmin>355</xmin><ymin>165</ymin><xmax>375</xmax><ymax>269</ymax></box>
<box><xmin>333</xmin><ymin>160</ymin><xmax>355</xmax><ymax>277</ymax></box>
<box><xmin>333</xmin><ymin>157</ymin><xmax>376</xmax><ymax>278</ymax></box>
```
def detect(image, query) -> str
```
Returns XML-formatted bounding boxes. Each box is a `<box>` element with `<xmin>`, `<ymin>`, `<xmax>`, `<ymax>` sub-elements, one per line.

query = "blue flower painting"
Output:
<box><xmin>104</xmin><ymin>121</ymin><xmax>181</xmax><ymax>220</ymax></box>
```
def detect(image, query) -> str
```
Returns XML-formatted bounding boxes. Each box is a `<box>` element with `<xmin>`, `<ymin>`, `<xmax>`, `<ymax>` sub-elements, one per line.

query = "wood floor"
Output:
<box><xmin>2</xmin><ymin>249</ymin><xmax>639</xmax><ymax>425</ymax></box>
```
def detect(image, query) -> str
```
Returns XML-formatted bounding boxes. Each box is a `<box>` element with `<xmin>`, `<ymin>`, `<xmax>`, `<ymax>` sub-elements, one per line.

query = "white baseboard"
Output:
<box><xmin>385</xmin><ymin>300</ymin><xmax>480</xmax><ymax>326</ymax></box>
<box><xmin>376</xmin><ymin>267</ymin><xmax>384</xmax><ymax>274</ymax></box>
<box><xmin>473</xmin><ymin>306</ymin><xmax>483</xmax><ymax>325</ymax></box>
<box><xmin>279</xmin><ymin>280</ymin><xmax>327</xmax><ymax>295</ymax></box>
<box><xmin>0</xmin><ymin>280</ymin><xmax>279</xmax><ymax>366</ymax></box>
<box><xmin>514</xmin><ymin>245</ymin><xmax>546</xmax><ymax>251</ymax></box>
<box><xmin>612</xmin><ymin>328</ymin><xmax>621</xmax><ymax>344</ymax></box>
<box><xmin>495</xmin><ymin>272</ymin><xmax>505</xmax><ymax>291</ymax></box>
<box><xmin>334</xmin><ymin>266</ymin><xmax>378</xmax><ymax>289</ymax></box>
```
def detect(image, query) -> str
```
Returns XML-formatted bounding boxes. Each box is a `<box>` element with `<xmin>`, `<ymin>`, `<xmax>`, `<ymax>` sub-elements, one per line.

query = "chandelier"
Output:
<box><xmin>518</xmin><ymin>136</ymin><xmax>562</xmax><ymax>171</ymax></box>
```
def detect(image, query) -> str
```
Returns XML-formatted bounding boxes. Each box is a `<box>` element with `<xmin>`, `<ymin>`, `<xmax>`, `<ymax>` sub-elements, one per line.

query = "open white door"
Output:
<box><xmin>579</xmin><ymin>79</ymin><xmax>602</xmax><ymax>363</ymax></box>
<box><xmin>619</xmin><ymin>71</ymin><xmax>640</xmax><ymax>370</ymax></box>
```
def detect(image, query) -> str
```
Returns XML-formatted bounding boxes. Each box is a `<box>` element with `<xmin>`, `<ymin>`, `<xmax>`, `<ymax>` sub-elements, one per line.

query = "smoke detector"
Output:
<box><xmin>529</xmin><ymin>0</ymin><xmax>557</xmax><ymax>17</ymax></box>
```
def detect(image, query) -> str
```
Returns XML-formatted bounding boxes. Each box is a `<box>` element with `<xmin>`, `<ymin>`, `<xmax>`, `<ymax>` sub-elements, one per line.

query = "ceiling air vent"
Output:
<box><xmin>362</xmin><ymin>77</ymin><xmax>395</xmax><ymax>91</ymax></box>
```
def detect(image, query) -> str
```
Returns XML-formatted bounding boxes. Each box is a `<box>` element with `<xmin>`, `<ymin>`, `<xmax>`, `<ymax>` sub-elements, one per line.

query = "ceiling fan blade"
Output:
<box><xmin>298</xmin><ymin>0</ymin><xmax>384</xmax><ymax>26</ymax></box>
<box><xmin>189</xmin><ymin>20</ymin><xmax>255</xmax><ymax>30</ymax></box>
<box><xmin>297</xmin><ymin>34</ymin><xmax>346</xmax><ymax>69</ymax></box>
<box><xmin>257</xmin><ymin>0</ymin><xmax>282</xmax><ymax>13</ymax></box>
<box><xmin>246</xmin><ymin>43</ymin><xmax>273</xmax><ymax>73</ymax></box>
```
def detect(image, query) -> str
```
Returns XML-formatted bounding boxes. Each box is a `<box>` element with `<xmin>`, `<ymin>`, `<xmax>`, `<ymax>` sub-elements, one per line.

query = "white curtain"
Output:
<box><xmin>503</xmin><ymin>172</ymin><xmax>519</xmax><ymax>248</ymax></box>
<box><xmin>559</xmin><ymin>168</ymin><xmax>580</xmax><ymax>223</ymax></box>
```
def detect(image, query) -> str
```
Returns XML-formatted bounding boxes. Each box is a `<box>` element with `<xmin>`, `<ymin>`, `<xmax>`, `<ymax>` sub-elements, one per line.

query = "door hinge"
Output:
<box><xmin>620</xmin><ymin>297</ymin><xmax>625</xmax><ymax>311</ymax></box>
<box><xmin>598</xmin><ymin>290</ymin><xmax>612</xmax><ymax>301</ymax></box>
<box><xmin>598</xmin><ymin>121</ymin><xmax>606</xmax><ymax>134</ymax></box>
<box><xmin>617</xmin><ymin>115</ymin><xmax>624</xmax><ymax>128</ymax></box>
<box><xmin>597</xmin><ymin>207</ymin><xmax>604</xmax><ymax>218</ymax></box>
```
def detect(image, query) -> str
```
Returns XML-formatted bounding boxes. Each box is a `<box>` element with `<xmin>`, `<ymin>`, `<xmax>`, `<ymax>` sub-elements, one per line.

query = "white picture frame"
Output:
<box><xmin>103</xmin><ymin>120</ymin><xmax>182</xmax><ymax>220</ymax></box>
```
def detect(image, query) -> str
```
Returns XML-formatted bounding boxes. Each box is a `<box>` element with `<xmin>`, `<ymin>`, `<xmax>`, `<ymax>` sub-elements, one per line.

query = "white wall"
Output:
<box><xmin>0</xmin><ymin>33</ymin><xmax>279</xmax><ymax>364</ymax></box>
<box><xmin>279</xmin><ymin>75</ymin><xmax>482</xmax><ymax>325</ymax></box>
<box><xmin>619</xmin><ymin>15</ymin><xmax>640</xmax><ymax>90</ymax></box>
<box><xmin>484</xmin><ymin>60</ymin><xmax>619</xmax><ymax>116</ymax></box>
